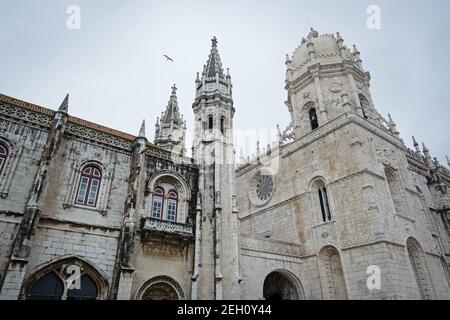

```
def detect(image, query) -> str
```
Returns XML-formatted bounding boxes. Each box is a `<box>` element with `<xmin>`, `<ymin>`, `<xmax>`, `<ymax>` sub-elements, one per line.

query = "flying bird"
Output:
<box><xmin>163</xmin><ymin>55</ymin><xmax>174</xmax><ymax>62</ymax></box>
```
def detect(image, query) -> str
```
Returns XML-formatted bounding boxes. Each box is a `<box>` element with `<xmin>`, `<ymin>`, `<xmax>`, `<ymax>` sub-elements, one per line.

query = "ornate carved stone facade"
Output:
<box><xmin>0</xmin><ymin>29</ymin><xmax>449</xmax><ymax>300</ymax></box>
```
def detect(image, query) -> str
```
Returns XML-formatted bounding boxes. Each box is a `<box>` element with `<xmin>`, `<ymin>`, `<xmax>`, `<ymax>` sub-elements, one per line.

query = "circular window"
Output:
<box><xmin>249</xmin><ymin>170</ymin><xmax>275</xmax><ymax>207</ymax></box>
<box><xmin>256</xmin><ymin>175</ymin><xmax>274</xmax><ymax>201</ymax></box>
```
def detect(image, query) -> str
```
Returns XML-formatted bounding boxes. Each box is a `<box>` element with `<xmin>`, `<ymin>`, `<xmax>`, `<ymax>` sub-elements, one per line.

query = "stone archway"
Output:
<box><xmin>136</xmin><ymin>276</ymin><xmax>184</xmax><ymax>300</ymax></box>
<box><xmin>141</xmin><ymin>282</ymin><xmax>179</xmax><ymax>300</ymax></box>
<box><xmin>24</xmin><ymin>256</ymin><xmax>109</xmax><ymax>300</ymax></box>
<box><xmin>263</xmin><ymin>270</ymin><xmax>303</xmax><ymax>300</ymax></box>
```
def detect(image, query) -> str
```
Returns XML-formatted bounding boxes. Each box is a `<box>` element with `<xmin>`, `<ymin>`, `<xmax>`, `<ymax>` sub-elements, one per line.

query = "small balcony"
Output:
<box><xmin>141</xmin><ymin>217</ymin><xmax>194</xmax><ymax>242</ymax></box>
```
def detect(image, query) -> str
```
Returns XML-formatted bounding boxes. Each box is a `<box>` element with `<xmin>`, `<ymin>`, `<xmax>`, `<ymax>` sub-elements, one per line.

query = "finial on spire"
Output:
<box><xmin>171</xmin><ymin>83</ymin><xmax>177</xmax><ymax>95</ymax></box>
<box><xmin>58</xmin><ymin>93</ymin><xmax>69</xmax><ymax>113</ymax></box>
<box><xmin>239</xmin><ymin>148</ymin><xmax>245</xmax><ymax>164</ymax></box>
<box><xmin>308</xmin><ymin>27</ymin><xmax>319</xmax><ymax>38</ymax></box>
<box><xmin>226</xmin><ymin>68</ymin><xmax>231</xmax><ymax>79</ymax></box>
<box><xmin>212</xmin><ymin>36</ymin><xmax>218</xmax><ymax>47</ymax></box>
<box><xmin>285</xmin><ymin>54</ymin><xmax>291</xmax><ymax>64</ymax></box>
<box><xmin>412</xmin><ymin>136</ymin><xmax>420</xmax><ymax>153</ymax></box>
<box><xmin>138</xmin><ymin>119</ymin><xmax>146</xmax><ymax>138</ymax></box>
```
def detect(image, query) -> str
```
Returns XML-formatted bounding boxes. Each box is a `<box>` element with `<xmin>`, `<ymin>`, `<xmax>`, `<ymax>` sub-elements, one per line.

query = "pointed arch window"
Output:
<box><xmin>166</xmin><ymin>191</ymin><xmax>178</xmax><ymax>222</ymax></box>
<box><xmin>309</xmin><ymin>108</ymin><xmax>319</xmax><ymax>130</ymax></box>
<box><xmin>75</xmin><ymin>166</ymin><xmax>102</xmax><ymax>207</ymax></box>
<box><xmin>0</xmin><ymin>143</ymin><xmax>8</xmax><ymax>174</ymax></box>
<box><xmin>151</xmin><ymin>187</ymin><xmax>164</xmax><ymax>219</ymax></box>
<box><xmin>314</xmin><ymin>180</ymin><xmax>332</xmax><ymax>223</ymax></box>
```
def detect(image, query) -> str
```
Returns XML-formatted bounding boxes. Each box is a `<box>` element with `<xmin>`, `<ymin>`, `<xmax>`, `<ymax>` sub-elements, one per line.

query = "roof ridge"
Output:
<box><xmin>0</xmin><ymin>92</ymin><xmax>145</xmax><ymax>143</ymax></box>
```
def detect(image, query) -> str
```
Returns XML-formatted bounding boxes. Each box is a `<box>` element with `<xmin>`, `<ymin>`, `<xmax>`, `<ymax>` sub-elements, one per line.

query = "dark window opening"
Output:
<box><xmin>220</xmin><ymin>117</ymin><xmax>225</xmax><ymax>134</ymax></box>
<box><xmin>208</xmin><ymin>116</ymin><xmax>213</xmax><ymax>130</ymax></box>
<box><xmin>318</xmin><ymin>187</ymin><xmax>332</xmax><ymax>222</ymax></box>
<box><xmin>309</xmin><ymin>108</ymin><xmax>319</xmax><ymax>130</ymax></box>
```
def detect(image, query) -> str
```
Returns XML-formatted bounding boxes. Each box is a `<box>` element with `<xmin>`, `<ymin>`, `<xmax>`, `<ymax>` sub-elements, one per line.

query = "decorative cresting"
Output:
<box><xmin>143</xmin><ymin>217</ymin><xmax>193</xmax><ymax>236</ymax></box>
<box><xmin>22</xmin><ymin>256</ymin><xmax>109</xmax><ymax>300</ymax></box>
<box><xmin>135</xmin><ymin>276</ymin><xmax>185</xmax><ymax>300</ymax></box>
<box><xmin>406</xmin><ymin>238</ymin><xmax>436</xmax><ymax>300</ymax></box>
<box><xmin>318</xmin><ymin>246</ymin><xmax>348</xmax><ymax>300</ymax></box>
<box><xmin>263</xmin><ymin>270</ymin><xmax>304</xmax><ymax>300</ymax></box>
<box><xmin>248</xmin><ymin>169</ymin><xmax>276</xmax><ymax>207</ymax></box>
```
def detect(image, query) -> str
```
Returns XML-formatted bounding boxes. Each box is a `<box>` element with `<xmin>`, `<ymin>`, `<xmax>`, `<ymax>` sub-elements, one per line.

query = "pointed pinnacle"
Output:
<box><xmin>58</xmin><ymin>93</ymin><xmax>69</xmax><ymax>113</ymax></box>
<box><xmin>211</xmin><ymin>36</ymin><xmax>218</xmax><ymax>47</ymax></box>
<box><xmin>138</xmin><ymin>119</ymin><xmax>146</xmax><ymax>138</ymax></box>
<box><xmin>171</xmin><ymin>84</ymin><xmax>177</xmax><ymax>95</ymax></box>
<box><xmin>412</xmin><ymin>136</ymin><xmax>418</xmax><ymax>147</ymax></box>
<box><xmin>446</xmin><ymin>155</ymin><xmax>450</xmax><ymax>167</ymax></box>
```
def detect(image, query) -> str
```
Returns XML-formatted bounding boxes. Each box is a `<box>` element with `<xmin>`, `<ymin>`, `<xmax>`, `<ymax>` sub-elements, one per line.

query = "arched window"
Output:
<box><xmin>220</xmin><ymin>117</ymin><xmax>225</xmax><ymax>134</ymax></box>
<box><xmin>29</xmin><ymin>272</ymin><xmax>64</xmax><ymax>300</ymax></box>
<box><xmin>0</xmin><ymin>143</ymin><xmax>8</xmax><ymax>174</ymax></box>
<box><xmin>75</xmin><ymin>165</ymin><xmax>102</xmax><ymax>207</ymax></box>
<box><xmin>313</xmin><ymin>180</ymin><xmax>332</xmax><ymax>223</ymax></box>
<box><xmin>309</xmin><ymin>108</ymin><xmax>319</xmax><ymax>130</ymax></box>
<box><xmin>151</xmin><ymin>187</ymin><xmax>164</xmax><ymax>219</ymax></box>
<box><xmin>208</xmin><ymin>116</ymin><xmax>213</xmax><ymax>131</ymax></box>
<box><xmin>385</xmin><ymin>168</ymin><xmax>405</xmax><ymax>216</ymax></box>
<box><xmin>29</xmin><ymin>270</ymin><xmax>98</xmax><ymax>300</ymax></box>
<box><xmin>318</xmin><ymin>186</ymin><xmax>332</xmax><ymax>222</ymax></box>
<box><xmin>359</xmin><ymin>94</ymin><xmax>370</xmax><ymax>120</ymax></box>
<box><xmin>166</xmin><ymin>191</ymin><xmax>178</xmax><ymax>222</ymax></box>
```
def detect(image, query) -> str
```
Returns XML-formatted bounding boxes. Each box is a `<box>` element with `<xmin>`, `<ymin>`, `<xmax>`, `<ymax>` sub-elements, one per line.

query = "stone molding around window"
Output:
<box><xmin>63</xmin><ymin>161</ymin><xmax>113</xmax><ymax>215</ymax></box>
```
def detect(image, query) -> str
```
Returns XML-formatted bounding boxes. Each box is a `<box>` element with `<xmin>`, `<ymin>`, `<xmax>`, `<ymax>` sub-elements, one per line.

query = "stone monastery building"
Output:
<box><xmin>0</xmin><ymin>29</ymin><xmax>449</xmax><ymax>300</ymax></box>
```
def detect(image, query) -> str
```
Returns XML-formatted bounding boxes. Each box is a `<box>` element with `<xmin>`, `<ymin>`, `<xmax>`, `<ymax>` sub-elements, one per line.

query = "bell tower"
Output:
<box><xmin>191</xmin><ymin>37</ymin><xmax>241</xmax><ymax>300</ymax></box>
<box><xmin>284</xmin><ymin>28</ymin><xmax>386</xmax><ymax>139</ymax></box>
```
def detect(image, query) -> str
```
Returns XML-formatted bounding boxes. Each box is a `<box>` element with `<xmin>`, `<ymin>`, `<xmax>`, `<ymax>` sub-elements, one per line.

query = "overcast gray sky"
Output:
<box><xmin>0</xmin><ymin>0</ymin><xmax>449</xmax><ymax>163</ymax></box>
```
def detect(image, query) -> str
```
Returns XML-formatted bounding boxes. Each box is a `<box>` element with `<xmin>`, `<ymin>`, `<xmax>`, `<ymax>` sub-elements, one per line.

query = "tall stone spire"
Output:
<box><xmin>154</xmin><ymin>84</ymin><xmax>186</xmax><ymax>156</ymax></box>
<box><xmin>191</xmin><ymin>37</ymin><xmax>241</xmax><ymax>300</ymax></box>
<box><xmin>203</xmin><ymin>36</ymin><xmax>225</xmax><ymax>78</ymax></box>
<box><xmin>194</xmin><ymin>36</ymin><xmax>233</xmax><ymax>103</ymax></box>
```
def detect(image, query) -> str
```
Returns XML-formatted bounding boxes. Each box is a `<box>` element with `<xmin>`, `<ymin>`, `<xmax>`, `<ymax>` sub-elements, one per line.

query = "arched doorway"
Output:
<box><xmin>25</xmin><ymin>257</ymin><xmax>108</xmax><ymax>300</ymax></box>
<box><xmin>136</xmin><ymin>276</ymin><xmax>184</xmax><ymax>300</ymax></box>
<box><xmin>263</xmin><ymin>271</ymin><xmax>302</xmax><ymax>300</ymax></box>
